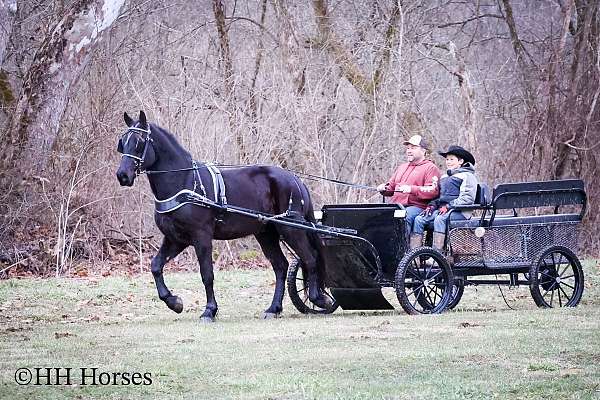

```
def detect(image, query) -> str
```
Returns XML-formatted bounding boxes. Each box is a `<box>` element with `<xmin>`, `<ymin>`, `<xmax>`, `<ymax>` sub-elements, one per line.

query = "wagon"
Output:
<box><xmin>287</xmin><ymin>179</ymin><xmax>587</xmax><ymax>315</ymax></box>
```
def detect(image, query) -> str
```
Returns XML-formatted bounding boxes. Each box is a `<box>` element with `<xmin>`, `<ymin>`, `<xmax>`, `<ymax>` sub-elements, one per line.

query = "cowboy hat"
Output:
<box><xmin>438</xmin><ymin>145</ymin><xmax>475</xmax><ymax>165</ymax></box>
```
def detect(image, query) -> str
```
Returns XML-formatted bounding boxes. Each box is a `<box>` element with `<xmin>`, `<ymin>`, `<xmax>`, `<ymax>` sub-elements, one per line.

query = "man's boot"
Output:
<box><xmin>432</xmin><ymin>232</ymin><xmax>453</xmax><ymax>264</ymax></box>
<box><xmin>409</xmin><ymin>233</ymin><xmax>422</xmax><ymax>250</ymax></box>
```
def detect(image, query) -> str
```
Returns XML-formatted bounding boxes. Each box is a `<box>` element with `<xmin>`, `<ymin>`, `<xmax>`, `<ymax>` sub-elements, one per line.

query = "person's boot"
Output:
<box><xmin>432</xmin><ymin>232</ymin><xmax>445</xmax><ymax>250</ymax></box>
<box><xmin>432</xmin><ymin>232</ymin><xmax>453</xmax><ymax>264</ymax></box>
<box><xmin>409</xmin><ymin>233</ymin><xmax>422</xmax><ymax>250</ymax></box>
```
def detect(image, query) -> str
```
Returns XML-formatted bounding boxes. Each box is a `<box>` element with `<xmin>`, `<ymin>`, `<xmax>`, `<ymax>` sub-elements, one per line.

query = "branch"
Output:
<box><xmin>224</xmin><ymin>16</ymin><xmax>279</xmax><ymax>44</ymax></box>
<box><xmin>373</xmin><ymin>3</ymin><xmax>402</xmax><ymax>90</ymax></box>
<box><xmin>500</xmin><ymin>0</ymin><xmax>537</xmax><ymax>108</ymax></box>
<box><xmin>312</xmin><ymin>0</ymin><xmax>372</xmax><ymax>96</ymax></box>
<box><xmin>436</xmin><ymin>13</ymin><xmax>504</xmax><ymax>29</ymax></box>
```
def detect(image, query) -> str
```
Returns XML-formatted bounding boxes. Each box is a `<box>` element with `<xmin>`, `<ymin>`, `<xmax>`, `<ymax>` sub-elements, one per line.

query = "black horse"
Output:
<box><xmin>116</xmin><ymin>111</ymin><xmax>330</xmax><ymax>321</ymax></box>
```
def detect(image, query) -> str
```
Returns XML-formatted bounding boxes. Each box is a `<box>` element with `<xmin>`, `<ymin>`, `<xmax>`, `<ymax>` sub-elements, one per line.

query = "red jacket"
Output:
<box><xmin>385</xmin><ymin>159</ymin><xmax>441</xmax><ymax>208</ymax></box>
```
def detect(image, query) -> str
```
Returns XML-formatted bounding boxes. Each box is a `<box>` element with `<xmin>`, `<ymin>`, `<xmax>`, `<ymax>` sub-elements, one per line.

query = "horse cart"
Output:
<box><xmin>287</xmin><ymin>179</ymin><xmax>587</xmax><ymax>315</ymax></box>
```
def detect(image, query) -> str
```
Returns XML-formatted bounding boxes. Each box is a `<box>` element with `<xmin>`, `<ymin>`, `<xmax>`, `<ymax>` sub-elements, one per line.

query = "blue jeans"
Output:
<box><xmin>413</xmin><ymin>210</ymin><xmax>468</xmax><ymax>234</ymax></box>
<box><xmin>405</xmin><ymin>206</ymin><xmax>424</xmax><ymax>236</ymax></box>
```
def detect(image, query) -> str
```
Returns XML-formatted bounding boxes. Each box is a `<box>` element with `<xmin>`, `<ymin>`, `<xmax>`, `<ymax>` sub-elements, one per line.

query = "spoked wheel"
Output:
<box><xmin>395</xmin><ymin>247</ymin><xmax>454</xmax><ymax>315</ymax></box>
<box><xmin>529</xmin><ymin>246</ymin><xmax>584</xmax><ymax>308</ymax></box>
<box><xmin>416</xmin><ymin>280</ymin><xmax>464</xmax><ymax>311</ymax></box>
<box><xmin>446</xmin><ymin>280</ymin><xmax>465</xmax><ymax>310</ymax></box>
<box><xmin>287</xmin><ymin>259</ymin><xmax>338</xmax><ymax>314</ymax></box>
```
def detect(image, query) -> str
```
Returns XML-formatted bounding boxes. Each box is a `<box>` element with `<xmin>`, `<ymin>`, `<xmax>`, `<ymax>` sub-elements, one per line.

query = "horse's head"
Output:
<box><xmin>116</xmin><ymin>111</ymin><xmax>157</xmax><ymax>186</ymax></box>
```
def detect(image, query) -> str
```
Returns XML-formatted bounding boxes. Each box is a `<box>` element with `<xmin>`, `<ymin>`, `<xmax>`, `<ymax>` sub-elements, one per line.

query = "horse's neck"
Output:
<box><xmin>146</xmin><ymin>132</ymin><xmax>196</xmax><ymax>200</ymax></box>
<box><xmin>147</xmin><ymin>167</ymin><xmax>196</xmax><ymax>201</ymax></box>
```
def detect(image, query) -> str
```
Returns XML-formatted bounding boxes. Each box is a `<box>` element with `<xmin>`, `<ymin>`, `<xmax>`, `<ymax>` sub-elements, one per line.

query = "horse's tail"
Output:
<box><xmin>293</xmin><ymin>175</ymin><xmax>326</xmax><ymax>289</ymax></box>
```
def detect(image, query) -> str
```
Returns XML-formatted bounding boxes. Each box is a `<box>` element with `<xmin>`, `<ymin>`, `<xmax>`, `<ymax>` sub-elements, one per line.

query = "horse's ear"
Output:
<box><xmin>124</xmin><ymin>112</ymin><xmax>133</xmax><ymax>126</ymax></box>
<box><xmin>139</xmin><ymin>110</ymin><xmax>147</xmax><ymax>126</ymax></box>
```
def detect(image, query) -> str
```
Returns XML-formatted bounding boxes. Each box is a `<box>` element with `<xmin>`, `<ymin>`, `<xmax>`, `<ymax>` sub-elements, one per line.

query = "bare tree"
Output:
<box><xmin>212</xmin><ymin>0</ymin><xmax>248</xmax><ymax>162</ymax></box>
<box><xmin>311</xmin><ymin>0</ymin><xmax>402</xmax><ymax>200</ymax></box>
<box><xmin>0</xmin><ymin>0</ymin><xmax>125</xmax><ymax>184</ymax></box>
<box><xmin>0</xmin><ymin>0</ymin><xmax>16</xmax><ymax>66</ymax></box>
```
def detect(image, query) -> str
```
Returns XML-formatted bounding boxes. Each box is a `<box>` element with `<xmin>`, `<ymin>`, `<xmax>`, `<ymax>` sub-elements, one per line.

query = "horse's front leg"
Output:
<box><xmin>151</xmin><ymin>236</ymin><xmax>186</xmax><ymax>313</ymax></box>
<box><xmin>193</xmin><ymin>240</ymin><xmax>218</xmax><ymax>322</ymax></box>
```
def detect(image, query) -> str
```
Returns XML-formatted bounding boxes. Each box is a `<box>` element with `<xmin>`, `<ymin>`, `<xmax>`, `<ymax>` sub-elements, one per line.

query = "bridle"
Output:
<box><xmin>118</xmin><ymin>123</ymin><xmax>153</xmax><ymax>175</ymax></box>
<box><xmin>116</xmin><ymin>124</ymin><xmax>206</xmax><ymax>195</ymax></box>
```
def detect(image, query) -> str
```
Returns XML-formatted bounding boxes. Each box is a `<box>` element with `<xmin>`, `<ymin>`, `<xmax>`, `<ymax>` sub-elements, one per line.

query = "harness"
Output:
<box><xmin>154</xmin><ymin>162</ymin><xmax>228</xmax><ymax>214</ymax></box>
<box><xmin>118</xmin><ymin>124</ymin><xmax>227</xmax><ymax>214</ymax></box>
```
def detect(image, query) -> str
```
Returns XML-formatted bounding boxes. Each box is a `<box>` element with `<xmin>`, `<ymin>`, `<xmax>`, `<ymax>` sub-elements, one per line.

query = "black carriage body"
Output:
<box><xmin>316</xmin><ymin>204</ymin><xmax>407</xmax><ymax>309</ymax></box>
<box><xmin>447</xmin><ymin>179</ymin><xmax>585</xmax><ymax>276</ymax></box>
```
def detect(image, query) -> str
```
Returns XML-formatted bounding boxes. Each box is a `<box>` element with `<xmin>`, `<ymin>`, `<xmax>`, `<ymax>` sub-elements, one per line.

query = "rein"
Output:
<box><xmin>119</xmin><ymin>128</ymin><xmax>396</xmax><ymax>194</ymax></box>
<box><xmin>143</xmin><ymin>167</ymin><xmax>199</xmax><ymax>175</ymax></box>
<box><xmin>144</xmin><ymin>166</ymin><xmax>379</xmax><ymax>192</ymax></box>
<box><xmin>203</xmin><ymin>164</ymin><xmax>384</xmax><ymax>193</ymax></box>
<box><xmin>291</xmin><ymin>171</ymin><xmax>379</xmax><ymax>192</ymax></box>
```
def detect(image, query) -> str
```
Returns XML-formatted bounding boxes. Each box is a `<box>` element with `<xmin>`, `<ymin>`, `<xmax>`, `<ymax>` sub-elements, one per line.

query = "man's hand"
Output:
<box><xmin>438</xmin><ymin>205</ymin><xmax>448</xmax><ymax>215</ymax></box>
<box><xmin>420</xmin><ymin>205</ymin><xmax>435</xmax><ymax>217</ymax></box>
<box><xmin>377</xmin><ymin>183</ymin><xmax>394</xmax><ymax>197</ymax></box>
<box><xmin>397</xmin><ymin>184</ymin><xmax>411</xmax><ymax>193</ymax></box>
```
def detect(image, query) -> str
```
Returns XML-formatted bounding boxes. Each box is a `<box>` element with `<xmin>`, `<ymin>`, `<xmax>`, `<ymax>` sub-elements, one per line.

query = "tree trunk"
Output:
<box><xmin>312</xmin><ymin>0</ymin><xmax>372</xmax><ymax>98</ymax></box>
<box><xmin>500</xmin><ymin>0</ymin><xmax>536</xmax><ymax>110</ymax></box>
<box><xmin>248</xmin><ymin>0</ymin><xmax>268</xmax><ymax>144</ymax></box>
<box><xmin>0</xmin><ymin>0</ymin><xmax>125</xmax><ymax>183</ymax></box>
<box><xmin>311</xmin><ymin>0</ymin><xmax>402</xmax><ymax>202</ymax></box>
<box><xmin>0</xmin><ymin>0</ymin><xmax>16</xmax><ymax>123</ymax></box>
<box><xmin>0</xmin><ymin>0</ymin><xmax>16</xmax><ymax>66</ymax></box>
<box><xmin>449</xmin><ymin>43</ymin><xmax>478</xmax><ymax>155</ymax></box>
<box><xmin>553</xmin><ymin>0</ymin><xmax>598</xmax><ymax>179</ymax></box>
<box><xmin>212</xmin><ymin>0</ymin><xmax>247</xmax><ymax>163</ymax></box>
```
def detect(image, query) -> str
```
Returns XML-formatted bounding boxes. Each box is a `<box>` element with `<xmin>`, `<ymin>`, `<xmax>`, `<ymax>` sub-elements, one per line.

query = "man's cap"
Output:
<box><xmin>438</xmin><ymin>145</ymin><xmax>476</xmax><ymax>165</ymax></box>
<box><xmin>403</xmin><ymin>134</ymin><xmax>429</xmax><ymax>150</ymax></box>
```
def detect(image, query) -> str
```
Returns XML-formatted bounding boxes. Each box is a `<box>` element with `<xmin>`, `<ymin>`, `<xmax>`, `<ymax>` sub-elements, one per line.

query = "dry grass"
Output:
<box><xmin>1</xmin><ymin>260</ymin><xmax>599</xmax><ymax>399</ymax></box>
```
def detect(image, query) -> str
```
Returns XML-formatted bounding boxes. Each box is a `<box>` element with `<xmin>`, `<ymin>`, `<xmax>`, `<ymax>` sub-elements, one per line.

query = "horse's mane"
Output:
<box><xmin>150</xmin><ymin>123</ymin><xmax>192</xmax><ymax>161</ymax></box>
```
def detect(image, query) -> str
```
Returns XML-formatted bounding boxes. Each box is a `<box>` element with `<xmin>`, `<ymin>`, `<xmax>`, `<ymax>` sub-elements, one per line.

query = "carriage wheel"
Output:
<box><xmin>395</xmin><ymin>247</ymin><xmax>453</xmax><ymax>315</ymax></box>
<box><xmin>415</xmin><ymin>280</ymin><xmax>464</xmax><ymax>311</ymax></box>
<box><xmin>529</xmin><ymin>246</ymin><xmax>584</xmax><ymax>308</ymax></box>
<box><xmin>446</xmin><ymin>280</ymin><xmax>465</xmax><ymax>310</ymax></box>
<box><xmin>286</xmin><ymin>259</ymin><xmax>338</xmax><ymax>314</ymax></box>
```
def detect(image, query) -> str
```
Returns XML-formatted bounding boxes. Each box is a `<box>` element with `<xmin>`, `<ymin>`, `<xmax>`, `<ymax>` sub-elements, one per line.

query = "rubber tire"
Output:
<box><xmin>395</xmin><ymin>247</ymin><xmax>454</xmax><ymax>315</ymax></box>
<box><xmin>286</xmin><ymin>259</ymin><xmax>338</xmax><ymax>314</ymax></box>
<box><xmin>529</xmin><ymin>246</ymin><xmax>584</xmax><ymax>308</ymax></box>
<box><xmin>446</xmin><ymin>280</ymin><xmax>465</xmax><ymax>310</ymax></box>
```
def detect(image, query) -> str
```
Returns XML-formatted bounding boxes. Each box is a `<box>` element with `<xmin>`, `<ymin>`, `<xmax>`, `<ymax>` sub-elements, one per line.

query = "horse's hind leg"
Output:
<box><xmin>152</xmin><ymin>236</ymin><xmax>186</xmax><ymax>313</ymax></box>
<box><xmin>255</xmin><ymin>230</ymin><xmax>289</xmax><ymax>318</ymax></box>
<box><xmin>279</xmin><ymin>229</ymin><xmax>330</xmax><ymax>310</ymax></box>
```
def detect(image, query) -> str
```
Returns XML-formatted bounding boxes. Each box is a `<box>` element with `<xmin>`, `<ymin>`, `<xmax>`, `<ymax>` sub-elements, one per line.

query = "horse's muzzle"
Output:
<box><xmin>117</xmin><ymin>170</ymin><xmax>135</xmax><ymax>186</ymax></box>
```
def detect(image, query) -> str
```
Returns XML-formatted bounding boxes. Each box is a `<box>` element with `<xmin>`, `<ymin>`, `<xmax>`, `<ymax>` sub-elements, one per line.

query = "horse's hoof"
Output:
<box><xmin>312</xmin><ymin>296</ymin><xmax>333</xmax><ymax>310</ymax></box>
<box><xmin>166</xmin><ymin>296</ymin><xmax>183</xmax><ymax>314</ymax></box>
<box><xmin>200</xmin><ymin>316</ymin><xmax>215</xmax><ymax>323</ymax></box>
<box><xmin>262</xmin><ymin>312</ymin><xmax>281</xmax><ymax>319</ymax></box>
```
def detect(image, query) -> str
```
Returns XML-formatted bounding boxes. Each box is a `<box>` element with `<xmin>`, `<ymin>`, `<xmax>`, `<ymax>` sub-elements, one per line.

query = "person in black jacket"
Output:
<box><xmin>412</xmin><ymin>146</ymin><xmax>478</xmax><ymax>250</ymax></box>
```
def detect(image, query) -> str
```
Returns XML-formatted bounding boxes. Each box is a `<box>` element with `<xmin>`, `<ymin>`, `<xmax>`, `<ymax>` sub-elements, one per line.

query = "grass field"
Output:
<box><xmin>1</xmin><ymin>261</ymin><xmax>599</xmax><ymax>400</ymax></box>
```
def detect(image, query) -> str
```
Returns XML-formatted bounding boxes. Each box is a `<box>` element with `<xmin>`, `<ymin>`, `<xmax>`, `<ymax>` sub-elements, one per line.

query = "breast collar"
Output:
<box><xmin>154</xmin><ymin>162</ymin><xmax>227</xmax><ymax>214</ymax></box>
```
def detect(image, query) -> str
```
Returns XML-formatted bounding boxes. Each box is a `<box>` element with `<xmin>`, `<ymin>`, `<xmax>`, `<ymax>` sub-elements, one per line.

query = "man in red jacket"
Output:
<box><xmin>377</xmin><ymin>135</ymin><xmax>441</xmax><ymax>248</ymax></box>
